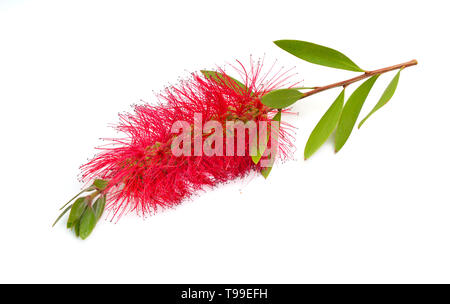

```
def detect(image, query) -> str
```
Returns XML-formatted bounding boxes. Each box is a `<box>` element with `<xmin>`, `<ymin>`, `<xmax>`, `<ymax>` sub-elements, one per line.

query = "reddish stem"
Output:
<box><xmin>301</xmin><ymin>59</ymin><xmax>418</xmax><ymax>98</ymax></box>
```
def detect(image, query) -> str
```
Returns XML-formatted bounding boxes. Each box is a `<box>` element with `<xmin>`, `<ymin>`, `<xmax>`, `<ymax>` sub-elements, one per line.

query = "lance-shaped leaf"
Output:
<box><xmin>201</xmin><ymin>70</ymin><xmax>249</xmax><ymax>93</ymax></box>
<box><xmin>261</xmin><ymin>89</ymin><xmax>303</xmax><ymax>109</ymax></box>
<box><xmin>260</xmin><ymin>111</ymin><xmax>281</xmax><ymax>179</ymax></box>
<box><xmin>251</xmin><ymin>134</ymin><xmax>265</xmax><ymax>165</ymax></box>
<box><xmin>74</xmin><ymin>220</ymin><xmax>81</xmax><ymax>237</ymax></box>
<box><xmin>304</xmin><ymin>89</ymin><xmax>345</xmax><ymax>160</ymax></box>
<box><xmin>52</xmin><ymin>204</ymin><xmax>73</xmax><ymax>227</ymax></box>
<box><xmin>358</xmin><ymin>70</ymin><xmax>401</xmax><ymax>128</ymax></box>
<box><xmin>251</xmin><ymin>111</ymin><xmax>281</xmax><ymax>165</ymax></box>
<box><xmin>274</xmin><ymin>40</ymin><xmax>364</xmax><ymax>72</ymax></box>
<box><xmin>261</xmin><ymin>166</ymin><xmax>273</xmax><ymax>179</ymax></box>
<box><xmin>67</xmin><ymin>197</ymin><xmax>87</xmax><ymax>229</ymax></box>
<box><xmin>79</xmin><ymin>206</ymin><xmax>97</xmax><ymax>240</ymax></box>
<box><xmin>93</xmin><ymin>195</ymin><xmax>106</xmax><ymax>221</ymax></box>
<box><xmin>335</xmin><ymin>75</ymin><xmax>379</xmax><ymax>152</ymax></box>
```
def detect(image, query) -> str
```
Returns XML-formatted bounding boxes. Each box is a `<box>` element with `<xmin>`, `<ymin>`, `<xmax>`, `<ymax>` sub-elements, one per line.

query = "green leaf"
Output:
<box><xmin>261</xmin><ymin>166</ymin><xmax>272</xmax><ymax>179</ymax></box>
<box><xmin>74</xmin><ymin>220</ymin><xmax>81</xmax><ymax>237</ymax></box>
<box><xmin>93</xmin><ymin>195</ymin><xmax>106</xmax><ymax>221</ymax></box>
<box><xmin>335</xmin><ymin>76</ymin><xmax>379</xmax><ymax>152</ymax></box>
<box><xmin>251</xmin><ymin>137</ymin><xmax>264</xmax><ymax>165</ymax></box>
<box><xmin>52</xmin><ymin>204</ymin><xmax>73</xmax><ymax>227</ymax></box>
<box><xmin>274</xmin><ymin>40</ymin><xmax>364</xmax><ymax>72</ymax></box>
<box><xmin>67</xmin><ymin>197</ymin><xmax>87</xmax><ymax>229</ymax></box>
<box><xmin>259</xmin><ymin>110</ymin><xmax>281</xmax><ymax>179</ymax></box>
<box><xmin>93</xmin><ymin>179</ymin><xmax>109</xmax><ymax>190</ymax></box>
<box><xmin>252</xmin><ymin>110</ymin><xmax>282</xmax><ymax>165</ymax></box>
<box><xmin>304</xmin><ymin>89</ymin><xmax>345</xmax><ymax>160</ymax></box>
<box><xmin>261</xmin><ymin>89</ymin><xmax>303</xmax><ymax>109</ymax></box>
<box><xmin>201</xmin><ymin>70</ymin><xmax>249</xmax><ymax>93</ymax></box>
<box><xmin>79</xmin><ymin>206</ymin><xmax>97</xmax><ymax>240</ymax></box>
<box><xmin>358</xmin><ymin>70</ymin><xmax>401</xmax><ymax>128</ymax></box>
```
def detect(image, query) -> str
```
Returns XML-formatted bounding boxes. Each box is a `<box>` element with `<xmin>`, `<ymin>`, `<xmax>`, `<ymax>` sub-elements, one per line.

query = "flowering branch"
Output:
<box><xmin>53</xmin><ymin>39</ymin><xmax>418</xmax><ymax>240</ymax></box>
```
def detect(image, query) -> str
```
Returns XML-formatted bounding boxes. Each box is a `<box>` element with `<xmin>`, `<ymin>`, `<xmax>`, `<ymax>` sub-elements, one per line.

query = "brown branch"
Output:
<box><xmin>301</xmin><ymin>59</ymin><xmax>418</xmax><ymax>98</ymax></box>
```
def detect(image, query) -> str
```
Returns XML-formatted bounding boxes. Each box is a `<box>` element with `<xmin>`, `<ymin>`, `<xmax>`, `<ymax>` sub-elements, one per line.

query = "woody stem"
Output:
<box><xmin>301</xmin><ymin>59</ymin><xmax>418</xmax><ymax>98</ymax></box>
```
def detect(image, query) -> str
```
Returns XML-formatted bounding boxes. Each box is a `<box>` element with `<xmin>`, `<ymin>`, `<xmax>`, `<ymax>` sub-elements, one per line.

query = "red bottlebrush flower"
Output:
<box><xmin>80</xmin><ymin>59</ymin><xmax>297</xmax><ymax>219</ymax></box>
<box><xmin>54</xmin><ymin>39</ymin><xmax>417</xmax><ymax>240</ymax></box>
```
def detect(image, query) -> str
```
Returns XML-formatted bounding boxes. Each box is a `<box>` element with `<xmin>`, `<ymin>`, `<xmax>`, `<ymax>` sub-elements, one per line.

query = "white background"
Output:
<box><xmin>0</xmin><ymin>0</ymin><xmax>449</xmax><ymax>283</ymax></box>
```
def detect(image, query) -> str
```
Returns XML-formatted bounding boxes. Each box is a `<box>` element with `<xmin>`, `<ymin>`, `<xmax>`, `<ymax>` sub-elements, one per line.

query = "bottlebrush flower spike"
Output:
<box><xmin>54</xmin><ymin>40</ymin><xmax>417</xmax><ymax>239</ymax></box>
<box><xmin>54</xmin><ymin>58</ymin><xmax>298</xmax><ymax>239</ymax></box>
<box><xmin>82</xmin><ymin>60</ymin><xmax>296</xmax><ymax>218</ymax></box>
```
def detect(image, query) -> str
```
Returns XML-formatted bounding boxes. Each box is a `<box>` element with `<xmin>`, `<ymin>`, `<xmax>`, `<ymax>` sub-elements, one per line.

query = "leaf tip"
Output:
<box><xmin>304</xmin><ymin>150</ymin><xmax>311</xmax><ymax>160</ymax></box>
